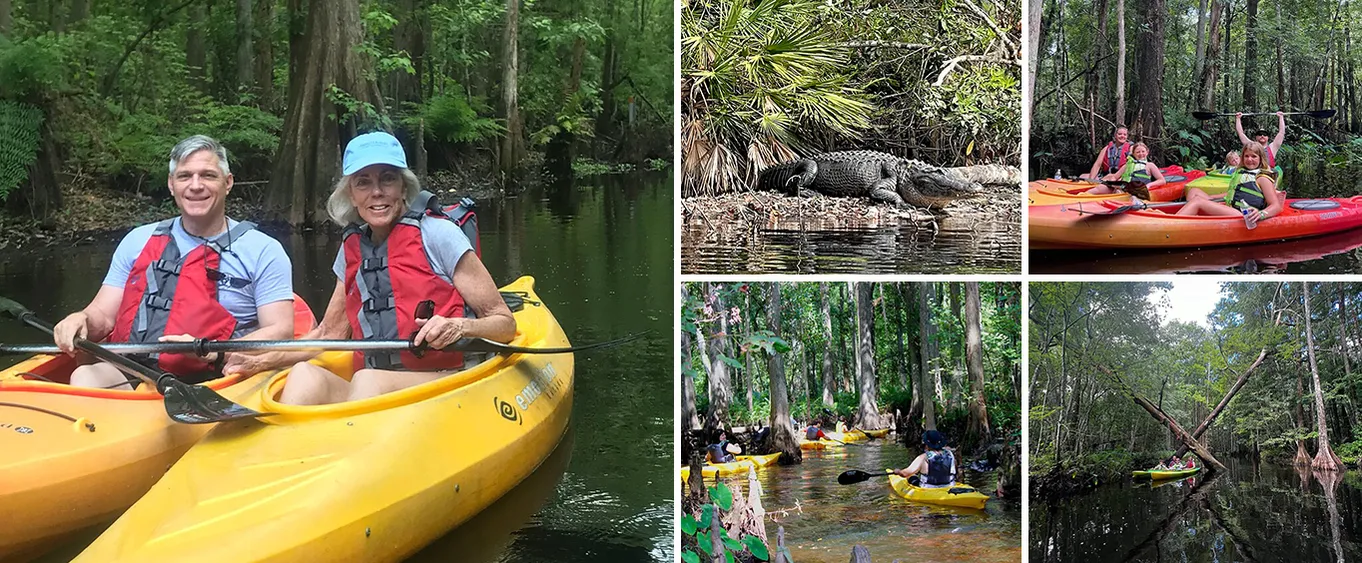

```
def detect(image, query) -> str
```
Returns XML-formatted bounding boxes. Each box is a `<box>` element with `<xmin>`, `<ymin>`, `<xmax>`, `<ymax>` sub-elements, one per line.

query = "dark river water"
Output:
<box><xmin>1031</xmin><ymin>163</ymin><xmax>1362</xmax><ymax>274</ymax></box>
<box><xmin>685</xmin><ymin>440</ymin><xmax>1022</xmax><ymax>563</ymax></box>
<box><xmin>1</xmin><ymin>173</ymin><xmax>675</xmax><ymax>562</ymax></box>
<box><xmin>1031</xmin><ymin>459</ymin><xmax>1362</xmax><ymax>562</ymax></box>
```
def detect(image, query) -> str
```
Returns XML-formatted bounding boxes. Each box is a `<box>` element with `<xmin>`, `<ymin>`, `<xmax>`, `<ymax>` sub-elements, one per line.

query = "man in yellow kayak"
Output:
<box><xmin>1176</xmin><ymin>142</ymin><xmax>1283</xmax><ymax>229</ymax></box>
<box><xmin>706</xmin><ymin>430</ymin><xmax>743</xmax><ymax>463</ymax></box>
<box><xmin>893</xmin><ymin>430</ymin><xmax>958</xmax><ymax>488</ymax></box>
<box><xmin>52</xmin><ymin>135</ymin><xmax>297</xmax><ymax>388</ymax></box>
<box><xmin>223</xmin><ymin>131</ymin><xmax>516</xmax><ymax>404</ymax></box>
<box><xmin>805</xmin><ymin>420</ymin><xmax>829</xmax><ymax>441</ymax></box>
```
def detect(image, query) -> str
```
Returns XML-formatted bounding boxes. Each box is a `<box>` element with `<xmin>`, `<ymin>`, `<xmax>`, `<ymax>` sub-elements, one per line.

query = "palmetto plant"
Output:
<box><xmin>682</xmin><ymin>0</ymin><xmax>875</xmax><ymax>196</ymax></box>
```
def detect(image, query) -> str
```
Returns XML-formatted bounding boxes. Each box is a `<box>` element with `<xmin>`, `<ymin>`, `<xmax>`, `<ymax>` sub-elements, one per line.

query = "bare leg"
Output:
<box><xmin>1085</xmin><ymin>185</ymin><xmax>1116</xmax><ymax>195</ymax></box>
<box><xmin>1175</xmin><ymin>199</ymin><xmax>1243</xmax><ymax>217</ymax></box>
<box><xmin>70</xmin><ymin>362</ymin><xmax>136</xmax><ymax>389</ymax></box>
<box><xmin>347</xmin><ymin>368</ymin><xmax>449</xmax><ymax>402</ymax></box>
<box><xmin>1184</xmin><ymin>187</ymin><xmax>1212</xmax><ymax>201</ymax></box>
<box><xmin>279</xmin><ymin>362</ymin><xmax>352</xmax><ymax>405</ymax></box>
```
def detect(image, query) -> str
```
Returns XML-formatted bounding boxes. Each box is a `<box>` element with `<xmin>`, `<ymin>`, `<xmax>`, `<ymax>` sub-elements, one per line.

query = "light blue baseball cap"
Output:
<box><xmin>342</xmin><ymin>132</ymin><xmax>408</xmax><ymax>176</ymax></box>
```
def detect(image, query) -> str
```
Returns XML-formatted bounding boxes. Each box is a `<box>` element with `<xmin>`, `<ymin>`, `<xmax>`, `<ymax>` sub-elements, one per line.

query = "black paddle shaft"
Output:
<box><xmin>8</xmin><ymin>310</ymin><xmax>169</xmax><ymax>391</ymax></box>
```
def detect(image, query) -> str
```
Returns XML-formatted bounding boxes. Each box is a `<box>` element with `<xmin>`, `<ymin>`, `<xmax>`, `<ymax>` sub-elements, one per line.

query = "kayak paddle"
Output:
<box><xmin>838</xmin><ymin>468</ymin><xmax>893</xmax><ymax>485</ymax></box>
<box><xmin>0</xmin><ymin>295</ymin><xmax>264</xmax><ymax>424</ymax></box>
<box><xmin>1064</xmin><ymin>195</ymin><xmax>1226</xmax><ymax>216</ymax></box>
<box><xmin>0</xmin><ymin>333</ymin><xmax>647</xmax><ymax>356</ymax></box>
<box><xmin>1192</xmin><ymin>109</ymin><xmax>1336</xmax><ymax>120</ymax></box>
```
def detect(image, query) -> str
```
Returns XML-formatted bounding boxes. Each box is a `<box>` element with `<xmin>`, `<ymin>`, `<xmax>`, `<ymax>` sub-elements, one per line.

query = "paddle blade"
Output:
<box><xmin>837</xmin><ymin>469</ymin><xmax>877</xmax><ymax>485</ymax></box>
<box><xmin>1308</xmin><ymin>109</ymin><xmax>1338</xmax><ymax>119</ymax></box>
<box><xmin>161</xmin><ymin>379</ymin><xmax>267</xmax><ymax>424</ymax></box>
<box><xmin>0</xmin><ymin>295</ymin><xmax>30</xmax><ymax>319</ymax></box>
<box><xmin>1192</xmin><ymin>111</ymin><xmax>1220</xmax><ymax>120</ymax></box>
<box><xmin>1121</xmin><ymin>181</ymin><xmax>1151</xmax><ymax>200</ymax></box>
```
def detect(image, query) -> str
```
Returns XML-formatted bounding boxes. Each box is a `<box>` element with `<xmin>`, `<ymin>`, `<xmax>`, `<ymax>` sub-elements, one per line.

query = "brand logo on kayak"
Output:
<box><xmin>1</xmin><ymin>423</ymin><xmax>33</xmax><ymax>434</ymax></box>
<box><xmin>494</xmin><ymin>398</ymin><xmax>521</xmax><ymax>424</ymax></box>
<box><xmin>1322</xmin><ymin>212</ymin><xmax>1341</xmax><ymax>219</ymax></box>
<box><xmin>515</xmin><ymin>363</ymin><xmax>564</xmax><ymax>413</ymax></box>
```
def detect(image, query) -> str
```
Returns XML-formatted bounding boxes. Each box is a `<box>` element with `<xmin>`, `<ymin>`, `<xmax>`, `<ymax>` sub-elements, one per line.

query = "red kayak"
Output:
<box><xmin>1028</xmin><ymin>166</ymin><xmax>1205</xmax><ymax>206</ymax></box>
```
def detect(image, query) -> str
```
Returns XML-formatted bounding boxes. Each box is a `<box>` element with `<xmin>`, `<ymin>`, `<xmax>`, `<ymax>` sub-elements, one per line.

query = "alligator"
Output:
<box><xmin>755</xmin><ymin>150</ymin><xmax>986</xmax><ymax>209</ymax></box>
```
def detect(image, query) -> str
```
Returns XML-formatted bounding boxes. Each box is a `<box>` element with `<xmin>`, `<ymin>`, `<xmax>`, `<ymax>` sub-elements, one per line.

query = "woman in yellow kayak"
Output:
<box><xmin>1176</xmin><ymin>142</ymin><xmax>1283</xmax><ymax>228</ymax></box>
<box><xmin>1085</xmin><ymin>142</ymin><xmax>1168</xmax><ymax>195</ymax></box>
<box><xmin>893</xmin><ymin>430</ymin><xmax>958</xmax><ymax>488</ymax></box>
<box><xmin>223</xmin><ymin>132</ymin><xmax>516</xmax><ymax>404</ymax></box>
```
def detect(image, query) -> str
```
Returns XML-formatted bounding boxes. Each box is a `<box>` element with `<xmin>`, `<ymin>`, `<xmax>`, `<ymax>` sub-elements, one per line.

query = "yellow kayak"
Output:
<box><xmin>888</xmin><ymin>475</ymin><xmax>989</xmax><ymax>509</ymax></box>
<box><xmin>736</xmin><ymin>453</ymin><xmax>781</xmax><ymax>467</ymax></box>
<box><xmin>680</xmin><ymin>457</ymin><xmax>758</xmax><ymax>482</ymax></box>
<box><xmin>679</xmin><ymin>465</ymin><xmax>719</xmax><ymax>482</ymax></box>
<box><xmin>863</xmin><ymin>428</ymin><xmax>890</xmax><ymax>439</ymax></box>
<box><xmin>74</xmin><ymin>276</ymin><xmax>574</xmax><ymax>563</ymax></box>
<box><xmin>799</xmin><ymin>439</ymin><xmax>843</xmax><ymax>450</ymax></box>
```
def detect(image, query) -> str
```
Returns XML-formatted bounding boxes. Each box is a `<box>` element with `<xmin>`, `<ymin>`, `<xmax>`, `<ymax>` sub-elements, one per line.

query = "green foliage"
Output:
<box><xmin>680</xmin><ymin>483</ymin><xmax>771</xmax><ymax>563</ymax></box>
<box><xmin>325</xmin><ymin>85</ymin><xmax>391</xmax><ymax>131</ymax></box>
<box><xmin>0</xmin><ymin>37</ymin><xmax>62</xmax><ymax>99</ymax></box>
<box><xmin>411</xmin><ymin>92</ymin><xmax>504</xmax><ymax>145</ymax></box>
<box><xmin>0</xmin><ymin>101</ymin><xmax>43</xmax><ymax>201</ymax></box>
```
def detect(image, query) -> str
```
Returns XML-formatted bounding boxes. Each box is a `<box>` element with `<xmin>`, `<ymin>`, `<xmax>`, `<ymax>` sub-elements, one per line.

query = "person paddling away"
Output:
<box><xmin>1080</xmin><ymin>126</ymin><xmax>1133</xmax><ymax>181</ymax></box>
<box><xmin>1086</xmin><ymin>142</ymin><xmax>1167</xmax><ymax>196</ymax></box>
<box><xmin>52</xmin><ymin>135</ymin><xmax>296</xmax><ymax>388</ymax></box>
<box><xmin>805</xmin><ymin>421</ymin><xmax>828</xmax><ymax>441</ymax></box>
<box><xmin>1237</xmin><ymin>111</ymin><xmax>1286</xmax><ymax>175</ymax></box>
<box><xmin>1176</xmin><ymin>142</ymin><xmax>1283</xmax><ymax>229</ymax></box>
<box><xmin>707</xmin><ymin>430</ymin><xmax>742</xmax><ymax>464</ymax></box>
<box><xmin>894</xmin><ymin>430</ymin><xmax>958</xmax><ymax>488</ymax></box>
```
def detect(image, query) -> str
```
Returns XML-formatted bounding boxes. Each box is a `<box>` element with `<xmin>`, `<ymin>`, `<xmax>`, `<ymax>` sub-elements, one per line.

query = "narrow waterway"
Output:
<box><xmin>1</xmin><ymin>172</ymin><xmax>675</xmax><ymax>562</ymax></box>
<box><xmin>1031</xmin><ymin>459</ymin><xmax>1362</xmax><ymax>562</ymax></box>
<box><xmin>686</xmin><ymin>439</ymin><xmax>1021</xmax><ymax>563</ymax></box>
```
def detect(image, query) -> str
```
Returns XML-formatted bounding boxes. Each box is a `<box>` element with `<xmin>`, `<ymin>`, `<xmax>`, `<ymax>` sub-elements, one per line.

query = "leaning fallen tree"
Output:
<box><xmin>1096</xmin><ymin>364</ymin><xmax>1226</xmax><ymax>471</ymax></box>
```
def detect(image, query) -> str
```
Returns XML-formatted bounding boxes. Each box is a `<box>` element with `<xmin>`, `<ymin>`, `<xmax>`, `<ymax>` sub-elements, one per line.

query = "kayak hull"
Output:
<box><xmin>73</xmin><ymin>276</ymin><xmax>574</xmax><ymax>563</ymax></box>
<box><xmin>736</xmin><ymin>453</ymin><xmax>781</xmax><ymax>467</ymax></box>
<box><xmin>1027</xmin><ymin>167</ymin><xmax>1203</xmax><ymax>206</ymax></box>
<box><xmin>863</xmin><ymin>429</ymin><xmax>889</xmax><ymax>439</ymax></box>
<box><xmin>799</xmin><ymin>439</ymin><xmax>843</xmax><ymax>450</ymax></box>
<box><xmin>1029</xmin><ymin>197</ymin><xmax>1362</xmax><ymax>249</ymax></box>
<box><xmin>887</xmin><ymin>475</ymin><xmax>989</xmax><ymax>509</ymax></box>
<box><xmin>0</xmin><ymin>357</ymin><xmax>274</xmax><ymax>561</ymax></box>
<box><xmin>1132</xmin><ymin>468</ymin><xmax>1201</xmax><ymax>480</ymax></box>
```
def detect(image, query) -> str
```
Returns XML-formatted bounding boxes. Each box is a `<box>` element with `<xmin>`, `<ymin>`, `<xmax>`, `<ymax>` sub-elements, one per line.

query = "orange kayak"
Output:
<box><xmin>1028</xmin><ymin>167</ymin><xmax>1204</xmax><ymax>206</ymax></box>
<box><xmin>0</xmin><ymin>298</ymin><xmax>314</xmax><ymax>561</ymax></box>
<box><xmin>1029</xmin><ymin>197</ymin><xmax>1362</xmax><ymax>249</ymax></box>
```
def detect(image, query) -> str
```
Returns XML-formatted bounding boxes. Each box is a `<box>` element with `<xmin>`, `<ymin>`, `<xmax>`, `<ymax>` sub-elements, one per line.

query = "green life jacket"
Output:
<box><xmin>1226</xmin><ymin>168</ymin><xmax>1269</xmax><ymax>211</ymax></box>
<box><xmin>1118</xmin><ymin>159</ymin><xmax>1153</xmax><ymax>182</ymax></box>
<box><xmin>1215</xmin><ymin>165</ymin><xmax>1238</xmax><ymax>175</ymax></box>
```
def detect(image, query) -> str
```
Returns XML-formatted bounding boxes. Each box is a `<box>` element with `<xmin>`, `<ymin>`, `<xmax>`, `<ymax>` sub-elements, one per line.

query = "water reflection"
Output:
<box><xmin>1031</xmin><ymin>229</ymin><xmax>1362</xmax><ymax>274</ymax></box>
<box><xmin>1031</xmin><ymin>459</ymin><xmax>1362</xmax><ymax>562</ymax></box>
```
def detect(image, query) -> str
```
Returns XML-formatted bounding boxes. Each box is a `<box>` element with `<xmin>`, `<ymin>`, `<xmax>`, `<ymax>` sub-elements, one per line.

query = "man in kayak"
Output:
<box><xmin>52</xmin><ymin>135</ymin><xmax>297</xmax><ymax>388</ymax></box>
<box><xmin>805</xmin><ymin>421</ymin><xmax>828</xmax><ymax>441</ymax></box>
<box><xmin>1176</xmin><ymin>142</ymin><xmax>1283</xmax><ymax>229</ymax></box>
<box><xmin>1080</xmin><ymin>126</ymin><xmax>1132</xmax><ymax>181</ymax></box>
<box><xmin>223</xmin><ymin>131</ymin><xmax>516</xmax><ymax>404</ymax></box>
<box><xmin>707</xmin><ymin>430</ymin><xmax>742</xmax><ymax>463</ymax></box>
<box><xmin>1087</xmin><ymin>142</ymin><xmax>1167</xmax><ymax>196</ymax></box>
<box><xmin>1236</xmin><ymin>111</ymin><xmax>1287</xmax><ymax>172</ymax></box>
<box><xmin>893</xmin><ymin>430</ymin><xmax>958</xmax><ymax>488</ymax></box>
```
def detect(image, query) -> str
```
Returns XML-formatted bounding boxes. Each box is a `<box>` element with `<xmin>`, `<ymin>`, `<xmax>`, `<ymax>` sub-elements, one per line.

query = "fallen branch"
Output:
<box><xmin>1095</xmin><ymin>364</ymin><xmax>1226</xmax><ymax>470</ymax></box>
<box><xmin>960</xmin><ymin>0</ymin><xmax>1019</xmax><ymax>54</ymax></box>
<box><xmin>934</xmin><ymin>53</ymin><xmax>1021</xmax><ymax>87</ymax></box>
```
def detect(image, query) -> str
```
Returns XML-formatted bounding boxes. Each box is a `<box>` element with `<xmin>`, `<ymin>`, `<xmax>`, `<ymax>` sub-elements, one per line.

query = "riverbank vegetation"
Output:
<box><xmin>1031</xmin><ymin>282</ymin><xmax>1362</xmax><ymax>498</ymax></box>
<box><xmin>681</xmin><ymin>0</ymin><xmax>1021</xmax><ymax>196</ymax></box>
<box><xmin>680</xmin><ymin>282</ymin><xmax>1022</xmax><ymax>464</ymax></box>
<box><xmin>1029</xmin><ymin>0</ymin><xmax>1362</xmax><ymax>178</ymax></box>
<box><xmin>0</xmin><ymin>0</ymin><xmax>672</xmax><ymax>231</ymax></box>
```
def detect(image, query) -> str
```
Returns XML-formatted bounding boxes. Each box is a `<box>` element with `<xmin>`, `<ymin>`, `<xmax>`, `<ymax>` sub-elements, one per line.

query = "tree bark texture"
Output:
<box><xmin>1304</xmin><ymin>284</ymin><xmax>1345</xmax><ymax>470</ymax></box>
<box><xmin>1116</xmin><ymin>0</ymin><xmax>1126</xmax><ymax>124</ymax></box>
<box><xmin>254</xmin><ymin>0</ymin><xmax>276</xmax><ymax>108</ymax></box>
<box><xmin>1097</xmin><ymin>365</ymin><xmax>1226</xmax><ymax>469</ymax></box>
<box><xmin>705</xmin><ymin>284</ymin><xmax>734</xmax><ymax>428</ymax></box>
<box><xmin>919</xmin><ymin>283</ymin><xmax>938</xmax><ymax>431</ymax></box>
<box><xmin>1173</xmin><ymin>348</ymin><xmax>1270</xmax><ymax>459</ymax></box>
<box><xmin>681</xmin><ymin>328</ymin><xmax>701</xmax><ymax>433</ymax></box>
<box><xmin>1244</xmin><ymin>0</ymin><xmax>1260</xmax><ymax>109</ymax></box>
<box><xmin>499</xmin><ymin>0</ymin><xmax>526</xmax><ymax>177</ymax></box>
<box><xmin>1191</xmin><ymin>0</ymin><xmax>1208</xmax><ymax>111</ymax></box>
<box><xmin>1200</xmin><ymin>0</ymin><xmax>1224</xmax><ymax>110</ymax></box>
<box><xmin>853</xmin><ymin>282</ymin><xmax>881</xmax><ymax>430</ymax></box>
<box><xmin>1132</xmin><ymin>0</ymin><xmax>1165</xmax><ymax>139</ymax></box>
<box><xmin>267</xmin><ymin>0</ymin><xmax>385</xmax><ymax>225</ymax></box>
<box><xmin>69</xmin><ymin>0</ymin><xmax>90</xmax><ymax>27</ymax></box>
<box><xmin>821</xmin><ymin>283</ymin><xmax>835</xmax><ymax>408</ymax></box>
<box><xmin>237</xmin><ymin>0</ymin><xmax>255</xmax><ymax>98</ymax></box>
<box><xmin>1026</xmin><ymin>0</ymin><xmax>1043</xmax><ymax>124</ymax></box>
<box><xmin>0</xmin><ymin>0</ymin><xmax>10</xmax><ymax>38</ymax></box>
<box><xmin>965</xmin><ymin>283</ymin><xmax>990</xmax><ymax>444</ymax></box>
<box><xmin>186</xmin><ymin>2</ymin><xmax>207</xmax><ymax>90</ymax></box>
<box><xmin>392</xmin><ymin>0</ymin><xmax>424</xmax><ymax>107</ymax></box>
<box><xmin>765</xmin><ymin>283</ymin><xmax>802</xmax><ymax>463</ymax></box>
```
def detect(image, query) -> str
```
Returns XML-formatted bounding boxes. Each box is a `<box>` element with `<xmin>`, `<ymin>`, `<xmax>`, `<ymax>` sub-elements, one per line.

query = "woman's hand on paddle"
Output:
<box><xmin>414</xmin><ymin>315</ymin><xmax>467</xmax><ymax>349</ymax></box>
<box><xmin>222</xmin><ymin>351</ymin><xmax>270</xmax><ymax>376</ymax></box>
<box><xmin>53</xmin><ymin>312</ymin><xmax>89</xmax><ymax>355</ymax></box>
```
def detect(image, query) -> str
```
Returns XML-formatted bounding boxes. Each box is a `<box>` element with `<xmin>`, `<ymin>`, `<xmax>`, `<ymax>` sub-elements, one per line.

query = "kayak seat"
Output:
<box><xmin>948</xmin><ymin>487</ymin><xmax>977</xmax><ymax>495</ymax></box>
<box><xmin>1291</xmin><ymin>199</ymin><xmax>1341</xmax><ymax>210</ymax></box>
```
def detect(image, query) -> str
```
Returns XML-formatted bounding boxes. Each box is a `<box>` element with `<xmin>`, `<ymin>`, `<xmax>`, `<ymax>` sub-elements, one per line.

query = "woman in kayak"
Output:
<box><xmin>707</xmin><ymin>430</ymin><xmax>742</xmax><ymax>463</ymax></box>
<box><xmin>1086</xmin><ymin>142</ymin><xmax>1168</xmax><ymax>195</ymax></box>
<box><xmin>893</xmin><ymin>430</ymin><xmax>957</xmax><ymax>488</ymax></box>
<box><xmin>1080</xmin><ymin>126</ymin><xmax>1133</xmax><ymax>181</ymax></box>
<box><xmin>1176</xmin><ymin>142</ymin><xmax>1283</xmax><ymax>228</ymax></box>
<box><xmin>223</xmin><ymin>132</ymin><xmax>516</xmax><ymax>405</ymax></box>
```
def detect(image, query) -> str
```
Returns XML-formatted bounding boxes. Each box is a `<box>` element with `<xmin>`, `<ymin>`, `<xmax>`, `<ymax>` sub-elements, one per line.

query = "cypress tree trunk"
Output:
<box><xmin>1305</xmin><ymin>283</ymin><xmax>1345</xmax><ymax>470</ymax></box>
<box><xmin>254</xmin><ymin>0</ymin><xmax>276</xmax><ymax>108</ymax></box>
<box><xmin>820</xmin><ymin>283</ymin><xmax>835</xmax><ymax>409</ymax></box>
<box><xmin>237</xmin><ymin>0</ymin><xmax>255</xmax><ymax>99</ymax></box>
<box><xmin>765</xmin><ymin>283</ymin><xmax>801</xmax><ymax>463</ymax></box>
<box><xmin>704</xmin><ymin>284</ymin><xmax>734</xmax><ymax>428</ymax></box>
<box><xmin>1200</xmin><ymin>0</ymin><xmax>1224</xmax><ymax>110</ymax></box>
<box><xmin>965</xmin><ymin>283</ymin><xmax>991</xmax><ymax>445</ymax></box>
<box><xmin>1243</xmin><ymin>0</ymin><xmax>1259</xmax><ymax>109</ymax></box>
<box><xmin>1115</xmin><ymin>0</ymin><xmax>1126</xmax><ymax>123</ymax></box>
<box><xmin>919</xmin><ymin>283</ymin><xmax>938</xmax><ymax>431</ymax></box>
<box><xmin>1131</xmin><ymin>0</ymin><xmax>1165</xmax><ymax>139</ymax></box>
<box><xmin>681</xmin><ymin>328</ymin><xmax>701</xmax><ymax>433</ymax></box>
<box><xmin>498</xmin><ymin>0</ymin><xmax>526</xmax><ymax>178</ymax></box>
<box><xmin>853</xmin><ymin>283</ymin><xmax>881</xmax><ymax>430</ymax></box>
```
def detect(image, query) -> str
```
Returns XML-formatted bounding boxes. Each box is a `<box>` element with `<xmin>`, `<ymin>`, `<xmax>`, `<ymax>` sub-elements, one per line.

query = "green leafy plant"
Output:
<box><xmin>680</xmin><ymin>482</ymin><xmax>775</xmax><ymax>563</ymax></box>
<box><xmin>411</xmin><ymin>92</ymin><xmax>504</xmax><ymax>145</ymax></box>
<box><xmin>0</xmin><ymin>101</ymin><xmax>43</xmax><ymax>202</ymax></box>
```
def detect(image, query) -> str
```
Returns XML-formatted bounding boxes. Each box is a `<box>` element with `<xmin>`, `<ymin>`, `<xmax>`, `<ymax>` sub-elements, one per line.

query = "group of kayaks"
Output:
<box><xmin>1029</xmin><ymin>167</ymin><xmax>1362</xmax><ymax>250</ymax></box>
<box><xmin>1131</xmin><ymin>467</ymin><xmax>1201</xmax><ymax>481</ymax></box>
<box><xmin>1</xmin><ymin>276</ymin><xmax>573</xmax><ymax>563</ymax></box>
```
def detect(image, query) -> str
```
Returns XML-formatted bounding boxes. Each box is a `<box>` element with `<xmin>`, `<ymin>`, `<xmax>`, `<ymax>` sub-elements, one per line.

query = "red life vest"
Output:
<box><xmin>1264</xmin><ymin>145</ymin><xmax>1277</xmax><ymax>169</ymax></box>
<box><xmin>1102</xmin><ymin>142</ymin><xmax>1132</xmax><ymax>174</ymax></box>
<box><xmin>341</xmin><ymin>192</ymin><xmax>470</xmax><ymax>372</ymax></box>
<box><xmin>110</xmin><ymin>219</ymin><xmax>254</xmax><ymax>376</ymax></box>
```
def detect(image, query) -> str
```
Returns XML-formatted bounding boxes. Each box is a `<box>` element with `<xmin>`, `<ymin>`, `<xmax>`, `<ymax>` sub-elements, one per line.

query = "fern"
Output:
<box><xmin>0</xmin><ymin>101</ymin><xmax>44</xmax><ymax>202</ymax></box>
